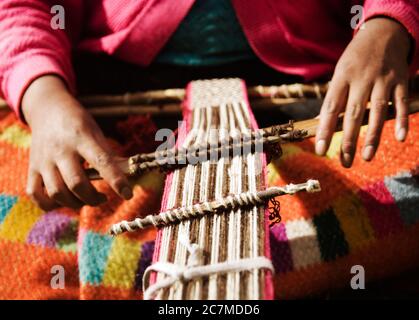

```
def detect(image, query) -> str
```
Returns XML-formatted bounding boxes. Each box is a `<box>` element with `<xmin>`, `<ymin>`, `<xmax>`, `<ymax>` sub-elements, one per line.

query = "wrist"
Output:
<box><xmin>364</xmin><ymin>17</ymin><xmax>411</xmax><ymax>60</ymax></box>
<box><xmin>22</xmin><ymin>75</ymin><xmax>76</xmax><ymax>126</ymax></box>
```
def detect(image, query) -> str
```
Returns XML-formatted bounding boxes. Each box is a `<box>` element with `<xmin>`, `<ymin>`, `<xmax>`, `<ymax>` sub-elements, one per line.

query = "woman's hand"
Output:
<box><xmin>22</xmin><ymin>75</ymin><xmax>133</xmax><ymax>211</ymax></box>
<box><xmin>315</xmin><ymin>18</ymin><xmax>412</xmax><ymax>167</ymax></box>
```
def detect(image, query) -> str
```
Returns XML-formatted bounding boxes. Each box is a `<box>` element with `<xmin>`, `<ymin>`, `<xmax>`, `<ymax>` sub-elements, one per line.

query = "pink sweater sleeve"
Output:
<box><xmin>363</xmin><ymin>0</ymin><xmax>419</xmax><ymax>72</ymax></box>
<box><xmin>0</xmin><ymin>0</ymin><xmax>76</xmax><ymax>119</ymax></box>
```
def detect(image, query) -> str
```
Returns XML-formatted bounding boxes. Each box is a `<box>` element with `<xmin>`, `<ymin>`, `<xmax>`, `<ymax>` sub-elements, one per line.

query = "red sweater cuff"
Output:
<box><xmin>4</xmin><ymin>54</ymin><xmax>75</xmax><ymax>121</ymax></box>
<box><xmin>363</xmin><ymin>0</ymin><xmax>419</xmax><ymax>74</ymax></box>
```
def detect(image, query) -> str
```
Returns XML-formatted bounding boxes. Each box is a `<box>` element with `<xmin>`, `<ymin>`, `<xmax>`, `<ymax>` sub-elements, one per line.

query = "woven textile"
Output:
<box><xmin>0</xmin><ymin>100</ymin><xmax>418</xmax><ymax>299</ymax></box>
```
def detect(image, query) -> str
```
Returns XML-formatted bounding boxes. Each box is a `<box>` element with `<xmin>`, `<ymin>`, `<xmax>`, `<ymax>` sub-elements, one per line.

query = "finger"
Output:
<box><xmin>362</xmin><ymin>81</ymin><xmax>391</xmax><ymax>161</ymax></box>
<box><xmin>78</xmin><ymin>141</ymin><xmax>133</xmax><ymax>200</ymax></box>
<box><xmin>26</xmin><ymin>170</ymin><xmax>57</xmax><ymax>211</ymax></box>
<box><xmin>315</xmin><ymin>78</ymin><xmax>349</xmax><ymax>156</ymax></box>
<box><xmin>41</xmin><ymin>165</ymin><xmax>84</xmax><ymax>209</ymax></box>
<box><xmin>393</xmin><ymin>82</ymin><xmax>409</xmax><ymax>141</ymax></box>
<box><xmin>56</xmin><ymin>153</ymin><xmax>107</xmax><ymax>206</ymax></box>
<box><xmin>340</xmin><ymin>82</ymin><xmax>372</xmax><ymax>168</ymax></box>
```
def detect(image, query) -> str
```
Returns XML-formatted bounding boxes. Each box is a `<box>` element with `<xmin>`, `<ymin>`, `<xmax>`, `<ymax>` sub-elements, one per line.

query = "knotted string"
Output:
<box><xmin>142</xmin><ymin>232</ymin><xmax>274</xmax><ymax>300</ymax></box>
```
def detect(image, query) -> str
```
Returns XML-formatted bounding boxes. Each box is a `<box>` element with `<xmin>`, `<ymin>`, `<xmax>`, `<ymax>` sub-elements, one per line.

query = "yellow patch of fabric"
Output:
<box><xmin>267</xmin><ymin>144</ymin><xmax>303</xmax><ymax>184</ymax></box>
<box><xmin>281</xmin><ymin>144</ymin><xmax>303</xmax><ymax>159</ymax></box>
<box><xmin>132</xmin><ymin>171</ymin><xmax>165</xmax><ymax>193</ymax></box>
<box><xmin>0</xmin><ymin>125</ymin><xmax>31</xmax><ymax>148</ymax></box>
<box><xmin>267</xmin><ymin>163</ymin><xmax>279</xmax><ymax>186</ymax></box>
<box><xmin>0</xmin><ymin>198</ymin><xmax>43</xmax><ymax>242</ymax></box>
<box><xmin>102</xmin><ymin>237</ymin><xmax>141</xmax><ymax>289</ymax></box>
<box><xmin>326</xmin><ymin>126</ymin><xmax>368</xmax><ymax>159</ymax></box>
<box><xmin>326</xmin><ymin>131</ymin><xmax>343</xmax><ymax>159</ymax></box>
<box><xmin>333</xmin><ymin>193</ymin><xmax>375</xmax><ymax>251</ymax></box>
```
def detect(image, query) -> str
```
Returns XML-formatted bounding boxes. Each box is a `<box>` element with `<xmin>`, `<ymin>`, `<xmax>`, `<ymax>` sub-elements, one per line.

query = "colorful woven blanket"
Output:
<box><xmin>0</xmin><ymin>104</ymin><xmax>418</xmax><ymax>299</ymax></box>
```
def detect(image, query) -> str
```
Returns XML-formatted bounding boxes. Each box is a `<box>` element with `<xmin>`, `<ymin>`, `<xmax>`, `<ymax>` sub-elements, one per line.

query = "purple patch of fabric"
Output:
<box><xmin>27</xmin><ymin>211</ymin><xmax>72</xmax><ymax>247</ymax></box>
<box><xmin>134</xmin><ymin>241</ymin><xmax>155</xmax><ymax>291</ymax></box>
<box><xmin>269</xmin><ymin>223</ymin><xmax>293</xmax><ymax>273</ymax></box>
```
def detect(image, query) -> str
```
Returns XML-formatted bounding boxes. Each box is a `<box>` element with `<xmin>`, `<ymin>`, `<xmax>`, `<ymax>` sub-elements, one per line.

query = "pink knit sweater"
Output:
<box><xmin>0</xmin><ymin>0</ymin><xmax>417</xmax><ymax>117</ymax></box>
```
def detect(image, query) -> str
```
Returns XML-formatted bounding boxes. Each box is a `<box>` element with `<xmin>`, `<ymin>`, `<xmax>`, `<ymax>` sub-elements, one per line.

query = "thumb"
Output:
<box><xmin>79</xmin><ymin>140</ymin><xmax>133</xmax><ymax>200</ymax></box>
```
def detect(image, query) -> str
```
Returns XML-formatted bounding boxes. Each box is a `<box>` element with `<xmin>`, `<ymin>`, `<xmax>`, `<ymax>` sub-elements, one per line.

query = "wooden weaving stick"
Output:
<box><xmin>84</xmin><ymin>98</ymin><xmax>419</xmax><ymax>180</ymax></box>
<box><xmin>0</xmin><ymin>83</ymin><xmax>328</xmax><ymax>111</ymax></box>
<box><xmin>85</xmin><ymin>121</ymin><xmax>307</xmax><ymax>180</ymax></box>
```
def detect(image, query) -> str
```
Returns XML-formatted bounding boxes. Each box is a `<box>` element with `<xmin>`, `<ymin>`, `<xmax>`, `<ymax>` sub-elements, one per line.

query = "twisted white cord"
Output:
<box><xmin>275</xmin><ymin>179</ymin><xmax>320</xmax><ymax>194</ymax></box>
<box><xmin>110</xmin><ymin>191</ymin><xmax>264</xmax><ymax>234</ymax></box>
<box><xmin>110</xmin><ymin>179</ymin><xmax>321</xmax><ymax>235</ymax></box>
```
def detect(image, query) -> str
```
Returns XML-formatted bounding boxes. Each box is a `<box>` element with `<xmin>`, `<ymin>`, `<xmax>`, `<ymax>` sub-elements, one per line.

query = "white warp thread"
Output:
<box><xmin>142</xmin><ymin>234</ymin><xmax>274</xmax><ymax>300</ymax></box>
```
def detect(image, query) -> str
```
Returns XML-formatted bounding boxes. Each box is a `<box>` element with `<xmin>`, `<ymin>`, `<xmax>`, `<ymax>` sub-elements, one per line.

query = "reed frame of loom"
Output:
<box><xmin>143</xmin><ymin>78</ymin><xmax>276</xmax><ymax>300</ymax></box>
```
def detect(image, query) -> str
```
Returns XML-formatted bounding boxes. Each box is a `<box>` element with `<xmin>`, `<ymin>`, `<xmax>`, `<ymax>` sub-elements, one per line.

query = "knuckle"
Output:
<box><xmin>372</xmin><ymin>99</ymin><xmax>388</xmax><ymax>110</ymax></box>
<box><xmin>110</xmin><ymin>177</ymin><xmax>126</xmax><ymax>192</ymax></box>
<box><xmin>324</xmin><ymin>100</ymin><xmax>341</xmax><ymax>116</ymax></box>
<box><xmin>52</xmin><ymin>147</ymin><xmax>67</xmax><ymax>160</ymax></box>
<box><xmin>335</xmin><ymin>62</ymin><xmax>354</xmax><ymax>77</ymax></box>
<box><xmin>382</xmin><ymin>69</ymin><xmax>398</xmax><ymax>83</ymax></box>
<box><xmin>68</xmin><ymin>175</ymin><xmax>85</xmax><ymax>192</ymax></box>
<box><xmin>48</xmin><ymin>188</ymin><xmax>62</xmax><ymax>201</ymax></box>
<box><xmin>396</xmin><ymin>95</ymin><xmax>409</xmax><ymax>106</ymax></box>
<box><xmin>317</xmin><ymin>126</ymin><xmax>333</xmax><ymax>139</ymax></box>
<box><xmin>94</xmin><ymin>152</ymin><xmax>113</xmax><ymax>168</ymax></box>
<box><xmin>348</xmin><ymin>103</ymin><xmax>364</xmax><ymax>121</ymax></box>
<box><xmin>341</xmin><ymin>141</ymin><xmax>355</xmax><ymax>154</ymax></box>
<box><xmin>398</xmin><ymin>114</ymin><xmax>409</xmax><ymax>123</ymax></box>
<box><xmin>68</xmin><ymin>122</ymin><xmax>89</xmax><ymax>139</ymax></box>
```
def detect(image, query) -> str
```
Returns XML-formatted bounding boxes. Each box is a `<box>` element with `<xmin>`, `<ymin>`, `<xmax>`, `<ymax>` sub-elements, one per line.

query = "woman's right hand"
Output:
<box><xmin>22</xmin><ymin>75</ymin><xmax>133</xmax><ymax>211</ymax></box>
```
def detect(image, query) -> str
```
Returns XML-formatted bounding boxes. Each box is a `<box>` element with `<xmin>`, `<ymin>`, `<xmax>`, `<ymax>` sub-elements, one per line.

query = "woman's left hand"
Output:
<box><xmin>315</xmin><ymin>17</ymin><xmax>412</xmax><ymax>167</ymax></box>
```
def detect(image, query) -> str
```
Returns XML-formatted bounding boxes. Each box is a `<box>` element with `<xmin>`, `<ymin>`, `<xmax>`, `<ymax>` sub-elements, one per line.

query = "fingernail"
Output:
<box><xmin>362</xmin><ymin>145</ymin><xmax>374</xmax><ymax>161</ymax></box>
<box><xmin>341</xmin><ymin>152</ymin><xmax>353</xmax><ymax>168</ymax></box>
<box><xmin>396</xmin><ymin>128</ymin><xmax>406</xmax><ymax>142</ymax></box>
<box><xmin>315</xmin><ymin>140</ymin><xmax>327</xmax><ymax>156</ymax></box>
<box><xmin>121</xmin><ymin>186</ymin><xmax>133</xmax><ymax>200</ymax></box>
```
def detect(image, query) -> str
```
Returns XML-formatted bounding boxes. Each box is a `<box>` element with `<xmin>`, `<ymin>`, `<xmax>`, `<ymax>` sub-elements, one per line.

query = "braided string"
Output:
<box><xmin>125</xmin><ymin>129</ymin><xmax>308</xmax><ymax>176</ymax></box>
<box><xmin>110</xmin><ymin>179</ymin><xmax>320</xmax><ymax>235</ymax></box>
<box><xmin>129</xmin><ymin>121</ymin><xmax>298</xmax><ymax>164</ymax></box>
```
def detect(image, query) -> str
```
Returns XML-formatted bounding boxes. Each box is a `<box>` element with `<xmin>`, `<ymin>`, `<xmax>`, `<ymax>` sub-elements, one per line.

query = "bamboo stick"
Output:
<box><xmin>85</xmin><ymin>98</ymin><xmax>302</xmax><ymax>117</ymax></box>
<box><xmin>86</xmin><ymin>96</ymin><xmax>419</xmax><ymax>117</ymax></box>
<box><xmin>86</xmin><ymin>103</ymin><xmax>182</xmax><ymax>116</ymax></box>
<box><xmin>1</xmin><ymin>82</ymin><xmax>417</xmax><ymax>117</ymax></box>
<box><xmin>80</xmin><ymin>83</ymin><xmax>328</xmax><ymax>107</ymax></box>
<box><xmin>79</xmin><ymin>88</ymin><xmax>186</xmax><ymax>107</ymax></box>
<box><xmin>0</xmin><ymin>83</ymin><xmax>327</xmax><ymax>110</ymax></box>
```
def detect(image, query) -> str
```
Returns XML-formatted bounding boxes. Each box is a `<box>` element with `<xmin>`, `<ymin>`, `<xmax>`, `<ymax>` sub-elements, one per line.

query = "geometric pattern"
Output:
<box><xmin>0</xmin><ymin>108</ymin><xmax>418</xmax><ymax>299</ymax></box>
